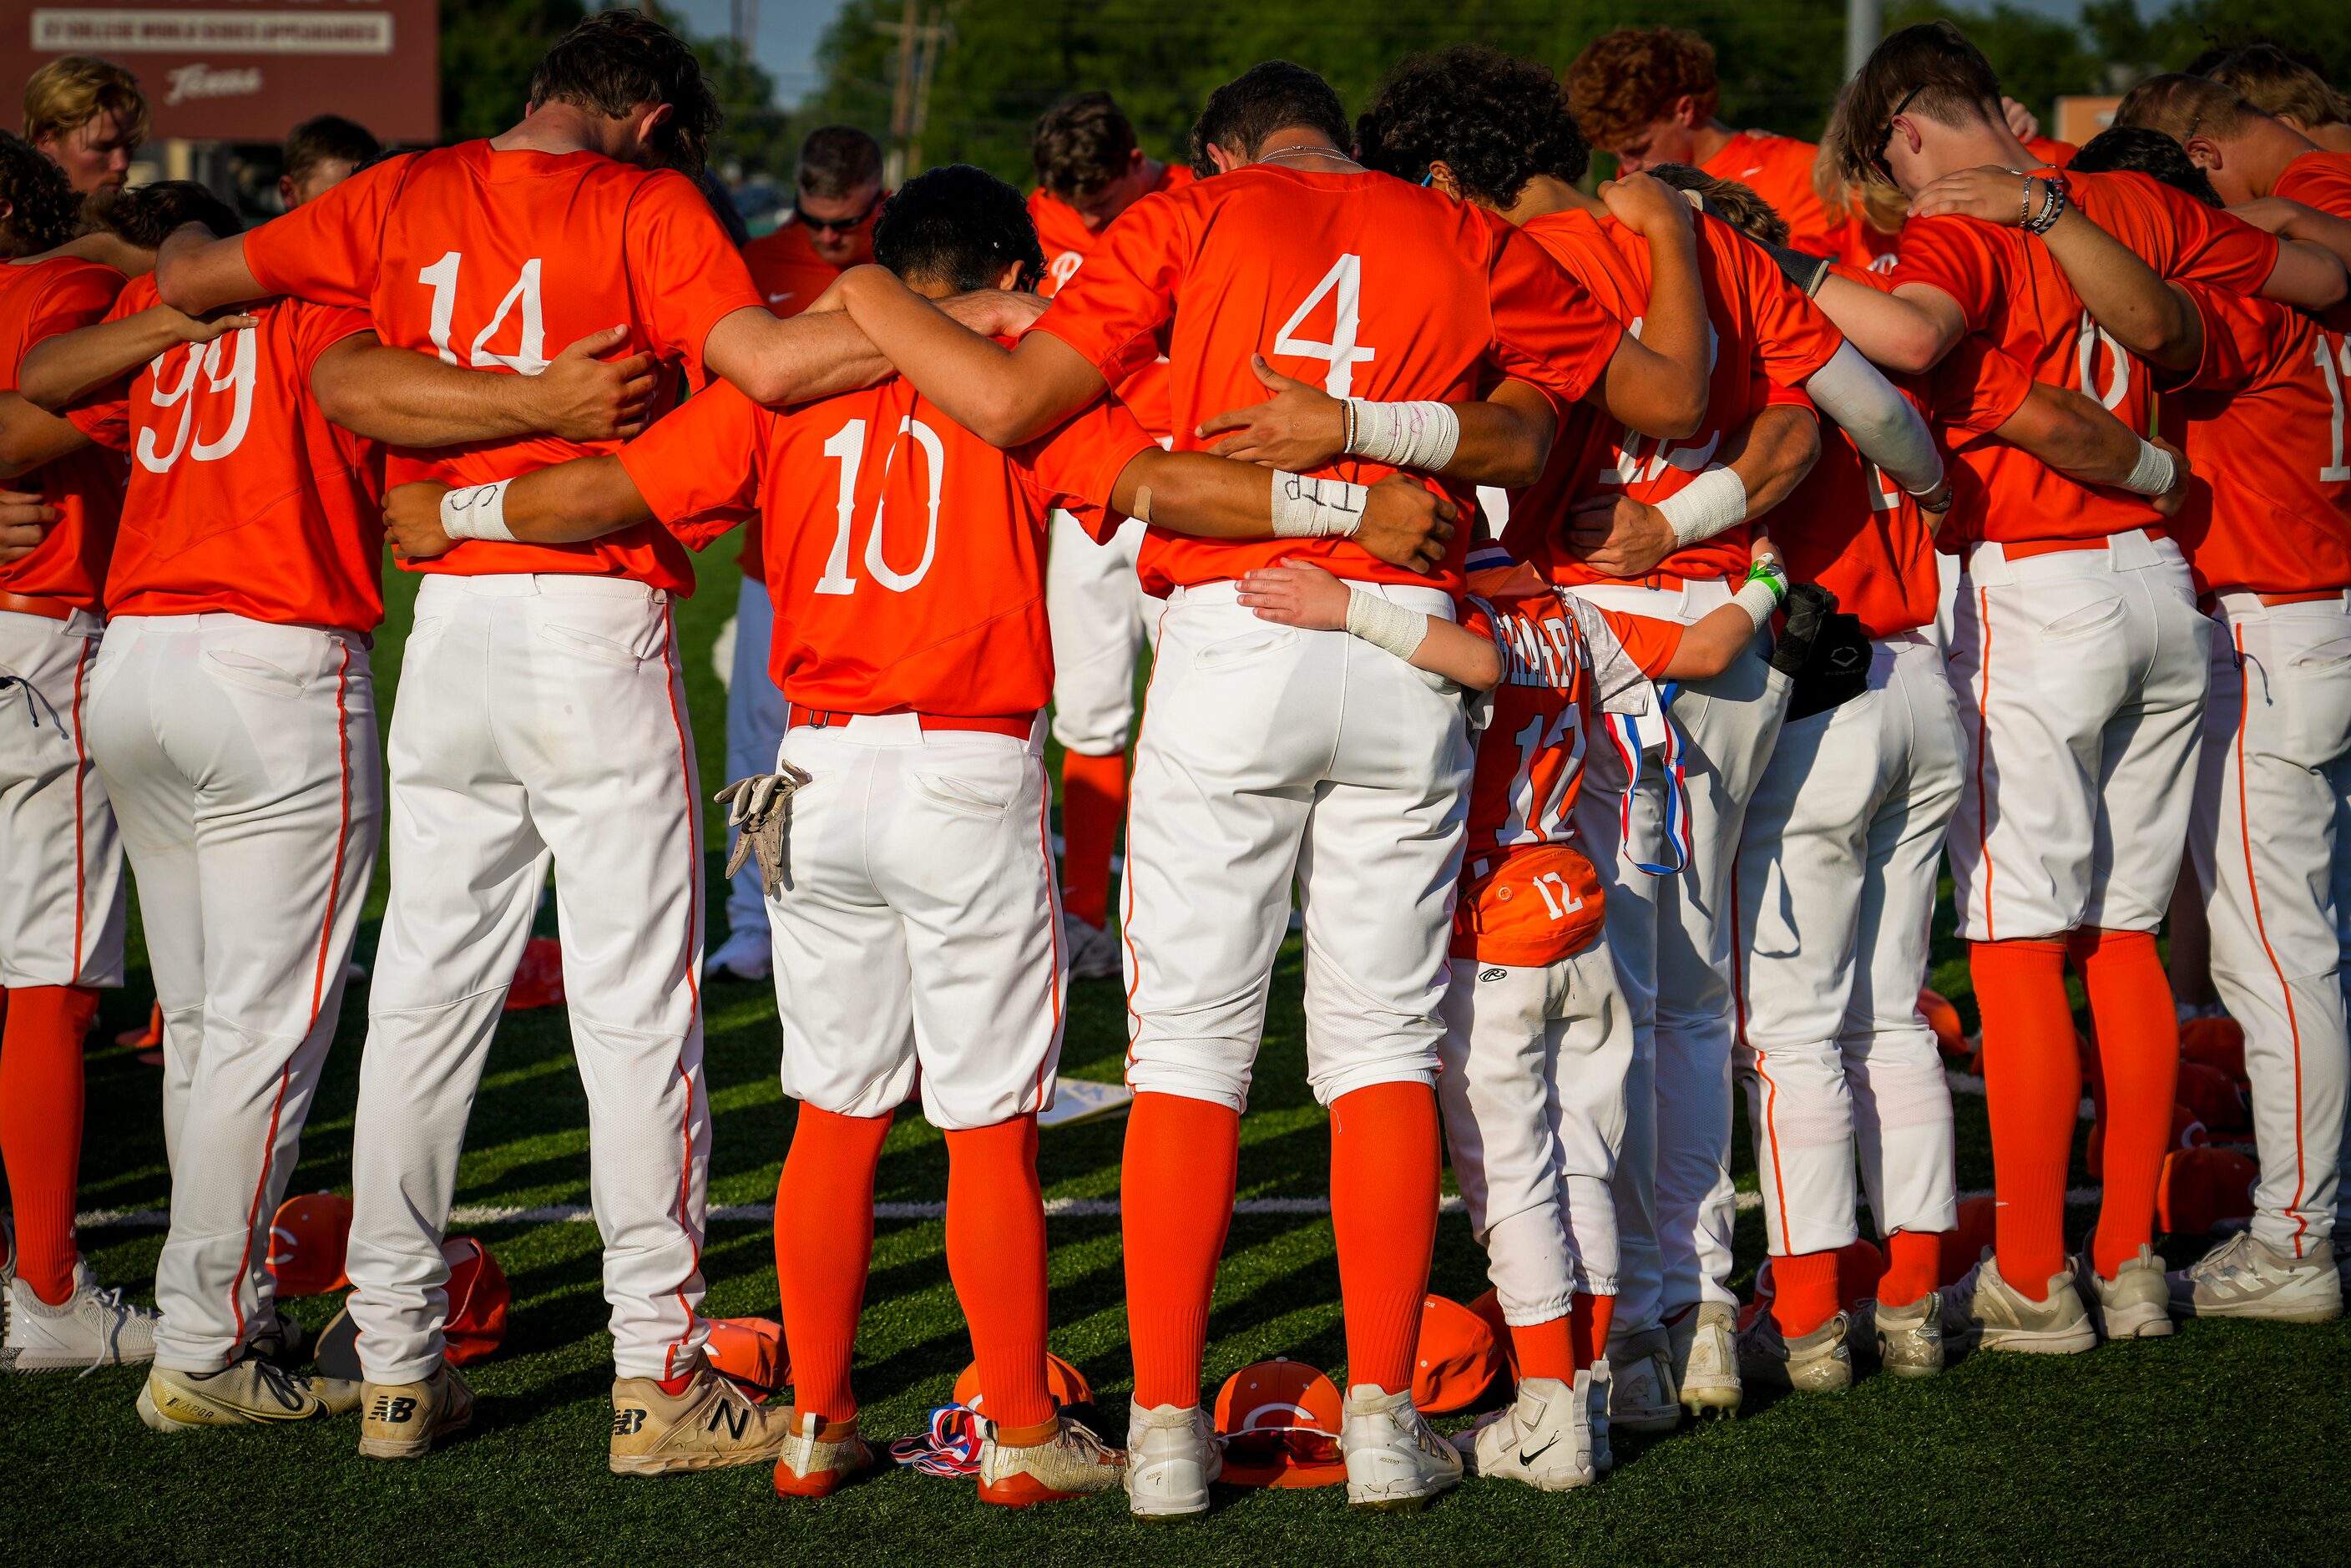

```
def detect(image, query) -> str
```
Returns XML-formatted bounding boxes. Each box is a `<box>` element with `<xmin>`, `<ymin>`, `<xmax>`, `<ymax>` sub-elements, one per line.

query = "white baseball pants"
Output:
<box><xmin>1046</xmin><ymin>511</ymin><xmax>1162</xmax><ymax>757</ymax></box>
<box><xmin>1733</xmin><ymin>631</ymin><xmax>1962</xmax><ymax>1259</ymax></box>
<box><xmin>1945</xmin><ymin>529</ymin><xmax>2210</xmax><ymax>943</ymax></box>
<box><xmin>85</xmin><ymin>614</ymin><xmax>380</xmax><ymax>1373</ymax></box>
<box><xmin>720</xmin><ymin>573</ymin><xmax>786</xmax><ymax>949</ymax></box>
<box><xmin>0</xmin><ymin>607</ymin><xmax>124</xmax><ymax>989</ymax></box>
<box><xmin>765</xmin><ymin>715</ymin><xmax>1066</xmax><ymax>1130</ymax></box>
<box><xmin>1565</xmin><ymin>579</ymin><xmax>1790</xmax><ymax>1325</ymax></box>
<box><xmin>2187</xmin><ymin>590</ymin><xmax>2351</xmax><ymax>1257</ymax></box>
<box><xmin>1120</xmin><ymin>581</ymin><xmax>1471</xmax><ymax>1111</ymax></box>
<box><xmin>1438</xmin><ymin>944</ymin><xmax>1632</xmax><ymax>1321</ymax></box>
<box><xmin>347</xmin><ymin>574</ymin><xmax>710</xmax><ymax>1385</ymax></box>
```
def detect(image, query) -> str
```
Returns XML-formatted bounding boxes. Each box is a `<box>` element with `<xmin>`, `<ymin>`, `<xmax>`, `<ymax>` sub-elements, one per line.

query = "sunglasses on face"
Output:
<box><xmin>1872</xmin><ymin>86</ymin><xmax>1925</xmax><ymax>184</ymax></box>
<box><xmin>801</xmin><ymin>190</ymin><xmax>883</xmax><ymax>235</ymax></box>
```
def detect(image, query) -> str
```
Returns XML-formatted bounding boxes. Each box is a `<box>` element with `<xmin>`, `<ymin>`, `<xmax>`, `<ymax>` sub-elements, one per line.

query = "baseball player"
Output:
<box><xmin>149</xmin><ymin>11</ymin><xmax>1039</xmax><ymax>1472</ymax></box>
<box><xmin>22</xmin><ymin>54</ymin><xmax>144</xmax><ymax>197</ymax></box>
<box><xmin>377</xmin><ymin>162</ymin><xmax>1453</xmax><ymax>1505</ymax></box>
<box><xmin>1026</xmin><ymin>93</ymin><xmax>1194</xmax><ymax>976</ymax></box>
<box><xmin>0</xmin><ymin>133</ymin><xmax>140</xmax><ymax>1370</ymax></box>
<box><xmin>828</xmin><ymin>60</ymin><xmax>1715</xmax><ymax>1515</ymax></box>
<box><xmin>1818</xmin><ymin>20</ymin><xmax>2341</xmax><ymax>1352</ymax></box>
<box><xmin>2197</xmin><ymin>43</ymin><xmax>2351</xmax><ymax>157</ymax></box>
<box><xmin>2115</xmin><ymin>75</ymin><xmax>2351</xmax><ymax>225</ymax></box>
<box><xmin>711</xmin><ymin>124</ymin><xmax>888</xmax><ymax>984</ymax></box>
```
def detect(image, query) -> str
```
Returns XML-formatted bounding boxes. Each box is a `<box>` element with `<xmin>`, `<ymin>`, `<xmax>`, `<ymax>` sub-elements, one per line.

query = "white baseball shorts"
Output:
<box><xmin>1046</xmin><ymin>510</ymin><xmax>1163</xmax><ymax>757</ymax></box>
<box><xmin>0</xmin><ymin>606</ymin><xmax>124</xmax><ymax>989</ymax></box>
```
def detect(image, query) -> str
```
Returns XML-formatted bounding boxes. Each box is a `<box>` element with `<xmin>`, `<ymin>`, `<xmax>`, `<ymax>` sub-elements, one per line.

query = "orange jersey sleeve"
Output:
<box><xmin>2276</xmin><ymin>150</ymin><xmax>2351</xmax><ymax>220</ymax></box>
<box><xmin>1008</xmin><ymin>395</ymin><xmax>1157</xmax><ymax>544</ymax></box>
<box><xmin>241</xmin><ymin>150</ymin><xmax>409</xmax><ymax>308</ymax></box>
<box><xmin>0</xmin><ymin>257</ymin><xmax>129</xmax><ymax>610</ymax></box>
<box><xmin>1701</xmin><ymin>131</ymin><xmax>1841</xmax><ymax>256</ymax></box>
<box><xmin>614</xmin><ymin>377</ymin><xmax>764</xmax><ymax>545</ymax></box>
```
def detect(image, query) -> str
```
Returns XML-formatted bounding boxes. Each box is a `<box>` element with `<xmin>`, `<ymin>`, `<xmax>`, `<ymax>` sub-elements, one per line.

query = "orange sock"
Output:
<box><xmin>772</xmin><ymin>1105</ymin><xmax>892</xmax><ymax>1424</ymax></box>
<box><xmin>1969</xmin><ymin>938</ymin><xmax>2078</xmax><ymax>1302</ymax></box>
<box><xmin>1508</xmin><ymin>1315</ymin><xmax>1574</xmax><ymax>1383</ymax></box>
<box><xmin>1570</xmin><ymin>1291</ymin><xmax>1615</xmax><ymax>1372</ymax></box>
<box><xmin>1329</xmin><ymin>1083</ymin><xmax>1438</xmax><ymax>1394</ymax></box>
<box><xmin>943</xmin><ymin>1115</ymin><xmax>1053</xmax><ymax>1429</ymax></box>
<box><xmin>1768</xmin><ymin>1251</ymin><xmax>1841</xmax><ymax>1339</ymax></box>
<box><xmin>1123</xmin><ymin>1093</ymin><xmax>1236</xmax><ymax>1409</ymax></box>
<box><xmin>1879</xmin><ymin>1230</ymin><xmax>1942</xmax><ymax>1310</ymax></box>
<box><xmin>0</xmin><ymin>985</ymin><xmax>96</xmax><ymax>1304</ymax></box>
<box><xmin>2069</xmin><ymin>928</ymin><xmax>2180</xmax><ymax>1279</ymax></box>
<box><xmin>1058</xmin><ymin>750</ymin><xmax>1127</xmax><ymax>931</ymax></box>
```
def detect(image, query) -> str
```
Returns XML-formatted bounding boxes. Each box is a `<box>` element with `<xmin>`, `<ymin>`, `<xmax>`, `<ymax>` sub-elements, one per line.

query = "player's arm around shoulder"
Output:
<box><xmin>1236</xmin><ymin>558</ymin><xmax>1500</xmax><ymax>690</ymax></box>
<box><xmin>312</xmin><ymin>326</ymin><xmax>655</xmax><ymax>448</ymax></box>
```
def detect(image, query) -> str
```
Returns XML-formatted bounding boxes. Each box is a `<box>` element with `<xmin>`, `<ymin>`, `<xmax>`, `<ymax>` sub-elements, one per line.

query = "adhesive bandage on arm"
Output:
<box><xmin>1345</xmin><ymin>399</ymin><xmax>1461</xmax><ymax>473</ymax></box>
<box><xmin>1805</xmin><ymin>341</ymin><xmax>1944</xmax><ymax>497</ymax></box>
<box><xmin>1270</xmin><ymin>471</ymin><xmax>1369</xmax><ymax>538</ymax></box>
<box><xmin>1656</xmin><ymin>465</ymin><xmax>1748</xmax><ymax>549</ymax></box>
<box><xmin>1343</xmin><ymin>584</ymin><xmax>1430</xmax><ymax>662</ymax></box>
<box><xmin>1733</xmin><ymin>557</ymin><xmax>1788</xmax><ymax>632</ymax></box>
<box><xmin>439</xmin><ymin>480</ymin><xmax>518</xmax><ymax>543</ymax></box>
<box><xmin>2121</xmin><ymin>438</ymin><xmax>2179</xmax><ymax>497</ymax></box>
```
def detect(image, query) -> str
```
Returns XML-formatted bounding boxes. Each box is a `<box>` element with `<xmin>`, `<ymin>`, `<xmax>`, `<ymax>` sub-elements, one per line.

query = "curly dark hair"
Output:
<box><xmin>1356</xmin><ymin>45</ymin><xmax>1588</xmax><ymax>207</ymax></box>
<box><xmin>2070</xmin><ymin>127</ymin><xmax>2224</xmax><ymax>209</ymax></box>
<box><xmin>528</xmin><ymin>7</ymin><xmax>722</xmax><ymax>175</ymax></box>
<box><xmin>0</xmin><ymin>130</ymin><xmax>80</xmax><ymax>255</ymax></box>
<box><xmin>1189</xmin><ymin>61</ymin><xmax>1350</xmax><ymax>178</ymax></box>
<box><xmin>82</xmin><ymin>180</ymin><xmax>243</xmax><ymax>248</ymax></box>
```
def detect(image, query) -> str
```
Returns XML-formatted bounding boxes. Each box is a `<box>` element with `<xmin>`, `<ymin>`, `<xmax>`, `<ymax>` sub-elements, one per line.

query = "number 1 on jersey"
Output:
<box><xmin>418</xmin><ymin>251</ymin><xmax>550</xmax><ymax>374</ymax></box>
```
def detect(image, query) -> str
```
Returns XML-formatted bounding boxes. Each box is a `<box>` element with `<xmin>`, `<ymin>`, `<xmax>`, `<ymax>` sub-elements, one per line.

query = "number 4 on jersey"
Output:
<box><xmin>1274</xmin><ymin>255</ymin><xmax>1376</xmax><ymax>397</ymax></box>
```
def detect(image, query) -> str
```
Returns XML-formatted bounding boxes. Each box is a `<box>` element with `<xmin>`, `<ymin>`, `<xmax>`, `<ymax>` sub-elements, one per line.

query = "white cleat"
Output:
<box><xmin>701</xmin><ymin>928</ymin><xmax>773</xmax><ymax>984</ymax></box>
<box><xmin>1586</xmin><ymin>1358</ymin><xmax>1614</xmax><ymax>1473</ymax></box>
<box><xmin>1668</xmin><ymin>1302</ymin><xmax>1742</xmax><ymax>1417</ymax></box>
<box><xmin>1341</xmin><ymin>1383</ymin><xmax>1462</xmax><ymax>1512</ymax></box>
<box><xmin>4</xmin><ymin>1265</ymin><xmax>158</xmax><ymax>1372</ymax></box>
<box><xmin>1872</xmin><ymin>1292</ymin><xmax>1946</xmax><ymax>1378</ymax></box>
<box><xmin>1063</xmin><ymin>915</ymin><xmax>1122</xmax><ymax>981</ymax></box>
<box><xmin>1941</xmin><ymin>1253</ymin><xmax>2096</xmax><ymax>1355</ymax></box>
<box><xmin>2075</xmin><ymin>1247</ymin><xmax>2173</xmax><ymax>1340</ymax></box>
<box><xmin>1452</xmin><ymin>1374</ymin><xmax>1594</xmax><ymax>1491</ymax></box>
<box><xmin>1737</xmin><ymin>1308</ymin><xmax>1853</xmax><ymax>1392</ymax></box>
<box><xmin>1124</xmin><ymin>1401</ymin><xmax>1220</xmax><ymax>1519</ymax></box>
<box><xmin>978</xmin><ymin>1414</ymin><xmax>1125</xmax><ymax>1506</ymax></box>
<box><xmin>1605</xmin><ymin>1328</ymin><xmax>1681</xmax><ymax>1434</ymax></box>
<box><xmin>2169</xmin><ymin>1232</ymin><xmax>2343</xmax><ymax>1323</ymax></box>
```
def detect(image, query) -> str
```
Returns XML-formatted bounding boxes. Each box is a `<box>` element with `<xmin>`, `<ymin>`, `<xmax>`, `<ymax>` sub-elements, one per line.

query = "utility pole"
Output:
<box><xmin>1846</xmin><ymin>0</ymin><xmax>1881</xmax><ymax>79</ymax></box>
<box><xmin>731</xmin><ymin>0</ymin><xmax>758</xmax><ymax>53</ymax></box>
<box><xmin>879</xmin><ymin>0</ymin><xmax>948</xmax><ymax>185</ymax></box>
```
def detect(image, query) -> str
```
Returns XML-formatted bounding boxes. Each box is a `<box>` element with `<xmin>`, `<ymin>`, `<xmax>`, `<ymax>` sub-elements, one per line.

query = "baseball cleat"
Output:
<box><xmin>1940</xmin><ymin>1254</ymin><xmax>2096</xmax><ymax>1354</ymax></box>
<box><xmin>1605</xmin><ymin>1328</ymin><xmax>1681</xmax><ymax>1434</ymax></box>
<box><xmin>1063</xmin><ymin>914</ymin><xmax>1122</xmax><ymax>981</ymax></box>
<box><xmin>2075</xmin><ymin>1247</ymin><xmax>2173</xmax><ymax>1340</ymax></box>
<box><xmin>701</xmin><ymin>928</ymin><xmax>773</xmax><ymax>984</ymax></box>
<box><xmin>245</xmin><ymin>1304</ymin><xmax>312</xmax><ymax>1371</ymax></box>
<box><xmin>1340</xmin><ymin>1383</ymin><xmax>1462</xmax><ymax>1512</ymax></box>
<box><xmin>609</xmin><ymin>1367</ymin><xmax>786</xmax><ymax>1474</ymax></box>
<box><xmin>4</xmin><ymin>1265</ymin><xmax>158</xmax><ymax>1372</ymax></box>
<box><xmin>139</xmin><ymin>1358</ymin><xmax>337</xmax><ymax>1430</ymax></box>
<box><xmin>1586</xmin><ymin>1358</ymin><xmax>1614</xmax><ymax>1473</ymax></box>
<box><xmin>1123</xmin><ymin>1400</ymin><xmax>1220</xmax><ymax>1519</ymax></box>
<box><xmin>359</xmin><ymin>1364</ymin><xmax>475</xmax><ymax>1459</ymax></box>
<box><xmin>773</xmin><ymin>1411</ymin><xmax>877</xmax><ymax>1498</ymax></box>
<box><xmin>1451</xmin><ymin>1374</ymin><xmax>1594</xmax><ymax>1491</ymax></box>
<box><xmin>978</xmin><ymin>1414</ymin><xmax>1125</xmax><ymax>1505</ymax></box>
<box><xmin>1737</xmin><ymin>1308</ymin><xmax>1853</xmax><ymax>1393</ymax></box>
<box><xmin>1667</xmin><ymin>1302</ymin><xmax>1742</xmax><ymax>1417</ymax></box>
<box><xmin>1872</xmin><ymin>1292</ymin><xmax>1946</xmax><ymax>1378</ymax></box>
<box><xmin>2169</xmin><ymin>1232</ymin><xmax>2343</xmax><ymax>1323</ymax></box>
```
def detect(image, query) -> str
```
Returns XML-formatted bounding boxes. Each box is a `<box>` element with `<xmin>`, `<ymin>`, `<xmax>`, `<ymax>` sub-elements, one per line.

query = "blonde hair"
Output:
<box><xmin>23</xmin><ymin>54</ymin><xmax>149</xmax><ymax>148</ymax></box>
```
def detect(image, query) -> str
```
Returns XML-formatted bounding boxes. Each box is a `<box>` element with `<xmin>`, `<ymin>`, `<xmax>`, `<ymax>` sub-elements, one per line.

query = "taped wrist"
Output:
<box><xmin>2121</xmin><ymin>438</ymin><xmax>2178</xmax><ymax>497</ymax></box>
<box><xmin>1656</xmin><ymin>466</ymin><xmax>1748</xmax><ymax>549</ymax></box>
<box><xmin>1343</xmin><ymin>584</ymin><xmax>1430</xmax><ymax>662</ymax></box>
<box><xmin>1270</xmin><ymin>471</ymin><xmax>1369</xmax><ymax>538</ymax></box>
<box><xmin>1760</xmin><ymin>239</ymin><xmax>1833</xmax><ymax>298</ymax></box>
<box><xmin>440</xmin><ymin>481</ymin><xmax>516</xmax><ymax>543</ymax></box>
<box><xmin>1345</xmin><ymin>399</ymin><xmax>1460</xmax><ymax>472</ymax></box>
<box><xmin>1735</xmin><ymin>558</ymin><xmax>1788</xmax><ymax>632</ymax></box>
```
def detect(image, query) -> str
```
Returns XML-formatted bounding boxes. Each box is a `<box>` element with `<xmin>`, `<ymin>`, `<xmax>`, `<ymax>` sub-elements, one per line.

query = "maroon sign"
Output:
<box><xmin>4</xmin><ymin>1</ymin><xmax>438</xmax><ymax>144</ymax></box>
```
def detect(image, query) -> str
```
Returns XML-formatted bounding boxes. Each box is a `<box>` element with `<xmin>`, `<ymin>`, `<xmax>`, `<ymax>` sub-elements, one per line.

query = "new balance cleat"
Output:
<box><xmin>609</xmin><ymin>1368</ymin><xmax>786</xmax><ymax>1474</ymax></box>
<box><xmin>1605</xmin><ymin>1328</ymin><xmax>1680</xmax><ymax>1434</ymax></box>
<box><xmin>1064</xmin><ymin>914</ymin><xmax>1122</xmax><ymax>982</ymax></box>
<box><xmin>1123</xmin><ymin>1401</ymin><xmax>1220</xmax><ymax>1519</ymax></box>
<box><xmin>2075</xmin><ymin>1247</ymin><xmax>2173</xmax><ymax>1340</ymax></box>
<box><xmin>139</xmin><ymin>1357</ymin><xmax>331</xmax><ymax>1430</ymax></box>
<box><xmin>1737</xmin><ymin>1308</ymin><xmax>1853</xmax><ymax>1392</ymax></box>
<box><xmin>1451</xmin><ymin>1374</ymin><xmax>1594</xmax><ymax>1491</ymax></box>
<box><xmin>360</xmin><ymin>1364</ymin><xmax>475</xmax><ymax>1459</ymax></box>
<box><xmin>1341</xmin><ymin>1383</ymin><xmax>1462</xmax><ymax>1512</ymax></box>
<box><xmin>1668</xmin><ymin>1302</ymin><xmax>1742</xmax><ymax>1417</ymax></box>
<box><xmin>978</xmin><ymin>1414</ymin><xmax>1125</xmax><ymax>1506</ymax></box>
<box><xmin>2169</xmin><ymin>1232</ymin><xmax>2343</xmax><ymax>1323</ymax></box>
<box><xmin>1941</xmin><ymin>1254</ymin><xmax>2096</xmax><ymax>1354</ymax></box>
<box><xmin>1873</xmin><ymin>1292</ymin><xmax>1945</xmax><ymax>1378</ymax></box>
<box><xmin>5</xmin><ymin>1266</ymin><xmax>157</xmax><ymax>1371</ymax></box>
<box><xmin>773</xmin><ymin>1411</ymin><xmax>876</xmax><ymax>1498</ymax></box>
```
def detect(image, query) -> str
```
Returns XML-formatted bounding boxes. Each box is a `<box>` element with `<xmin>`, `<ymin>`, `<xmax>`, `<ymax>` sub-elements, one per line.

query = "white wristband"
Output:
<box><xmin>2121</xmin><ymin>438</ymin><xmax>2178</xmax><ymax>497</ymax></box>
<box><xmin>1343</xmin><ymin>584</ymin><xmax>1430</xmax><ymax>662</ymax></box>
<box><xmin>1733</xmin><ymin>576</ymin><xmax>1781</xmax><ymax>632</ymax></box>
<box><xmin>440</xmin><ymin>481</ymin><xmax>516</xmax><ymax>543</ymax></box>
<box><xmin>1656</xmin><ymin>466</ymin><xmax>1748</xmax><ymax>549</ymax></box>
<box><xmin>1270</xmin><ymin>471</ymin><xmax>1370</xmax><ymax>539</ymax></box>
<box><xmin>1346</xmin><ymin>399</ymin><xmax>1460</xmax><ymax>473</ymax></box>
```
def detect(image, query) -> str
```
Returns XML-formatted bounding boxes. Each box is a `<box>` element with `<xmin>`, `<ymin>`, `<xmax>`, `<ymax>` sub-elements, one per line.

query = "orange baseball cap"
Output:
<box><xmin>953</xmin><ymin>1352</ymin><xmax>1091</xmax><ymax>1414</ymax></box>
<box><xmin>503</xmin><ymin>935</ymin><xmax>566</xmax><ymax>1012</ymax></box>
<box><xmin>1413</xmin><ymin>1293</ymin><xmax>1504</xmax><ymax>1414</ymax></box>
<box><xmin>1465</xmin><ymin>1287</ymin><xmax>1514</xmax><ymax>1378</ymax></box>
<box><xmin>1214</xmin><ymin>1358</ymin><xmax>1345</xmax><ymax>1489</ymax></box>
<box><xmin>2175</xmin><ymin>1060</ymin><xmax>2248</xmax><ymax>1135</ymax></box>
<box><xmin>2158</xmin><ymin>1148</ymin><xmax>2258</xmax><ymax>1236</ymax></box>
<box><xmin>266</xmin><ymin>1191</ymin><xmax>353</xmax><ymax>1298</ymax></box>
<box><xmin>1918</xmin><ymin>989</ymin><xmax>1965</xmax><ymax>1061</ymax></box>
<box><xmin>705</xmin><ymin>1316</ymin><xmax>787</xmax><ymax>1398</ymax></box>
<box><xmin>2179</xmin><ymin>1015</ymin><xmax>2247</xmax><ymax>1083</ymax></box>
<box><xmin>441</xmin><ymin>1237</ymin><xmax>509</xmax><ymax>1365</ymax></box>
<box><xmin>1939</xmin><ymin>1194</ymin><xmax>1999</xmax><ymax>1287</ymax></box>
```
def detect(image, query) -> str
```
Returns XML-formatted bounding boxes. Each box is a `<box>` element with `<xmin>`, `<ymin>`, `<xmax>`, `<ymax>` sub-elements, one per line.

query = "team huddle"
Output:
<box><xmin>3</xmin><ymin>5</ymin><xmax>2349</xmax><ymax>1515</ymax></box>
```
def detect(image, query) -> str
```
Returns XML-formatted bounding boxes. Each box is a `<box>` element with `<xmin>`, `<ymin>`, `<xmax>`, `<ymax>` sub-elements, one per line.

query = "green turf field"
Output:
<box><xmin>5</xmin><ymin>564</ymin><xmax>2348</xmax><ymax>1566</ymax></box>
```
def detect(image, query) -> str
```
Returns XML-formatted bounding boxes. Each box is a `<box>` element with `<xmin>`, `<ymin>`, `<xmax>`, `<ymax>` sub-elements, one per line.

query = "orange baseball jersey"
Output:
<box><xmin>240</xmin><ymin>141</ymin><xmax>763</xmax><ymax>595</ymax></box>
<box><xmin>1451</xmin><ymin>545</ymin><xmax>1681</xmax><ymax>965</ymax></box>
<box><xmin>1889</xmin><ymin>169</ymin><xmax>2279</xmax><ymax>547</ymax></box>
<box><xmin>1772</xmin><ymin>267</ymin><xmax>2035</xmax><ymax>639</ymax></box>
<box><xmin>2023</xmin><ymin>136</ymin><xmax>2079</xmax><ymax>169</ymax></box>
<box><xmin>1507</xmin><ymin>206</ymin><xmax>1843</xmax><ymax>585</ymax></box>
<box><xmin>68</xmin><ymin>276</ymin><xmax>385</xmax><ymax>630</ymax></box>
<box><xmin>1701</xmin><ymin>130</ymin><xmax>1840</xmax><ymax>256</ymax></box>
<box><xmin>736</xmin><ymin>218</ymin><xmax>861</xmax><ymax>584</ymax></box>
<box><xmin>1033</xmin><ymin>164</ymin><xmax>1624</xmax><ymax>599</ymax></box>
<box><xmin>0</xmin><ymin>256</ymin><xmax>127</xmax><ymax>613</ymax></box>
<box><xmin>2275</xmin><ymin>149</ymin><xmax>2351</xmax><ymax>218</ymax></box>
<box><xmin>617</xmin><ymin>368</ymin><xmax>1155</xmax><ymax>717</ymax></box>
<box><xmin>2160</xmin><ymin>283</ymin><xmax>2351</xmax><ymax>594</ymax></box>
<box><xmin>1029</xmin><ymin>163</ymin><xmax>1196</xmax><ymax>443</ymax></box>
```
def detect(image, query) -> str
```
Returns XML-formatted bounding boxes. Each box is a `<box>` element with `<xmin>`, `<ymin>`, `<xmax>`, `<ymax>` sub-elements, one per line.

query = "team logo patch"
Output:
<box><xmin>613</xmin><ymin>1408</ymin><xmax>647</xmax><ymax>1437</ymax></box>
<box><xmin>1480</xmin><ymin>968</ymin><xmax>1507</xmax><ymax>983</ymax></box>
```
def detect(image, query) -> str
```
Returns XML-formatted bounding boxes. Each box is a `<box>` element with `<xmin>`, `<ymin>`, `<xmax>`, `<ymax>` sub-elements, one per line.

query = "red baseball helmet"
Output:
<box><xmin>1214</xmin><ymin>1358</ymin><xmax>1345</xmax><ymax>1489</ymax></box>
